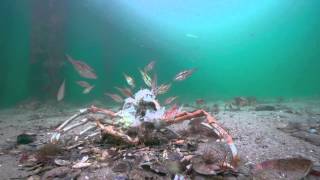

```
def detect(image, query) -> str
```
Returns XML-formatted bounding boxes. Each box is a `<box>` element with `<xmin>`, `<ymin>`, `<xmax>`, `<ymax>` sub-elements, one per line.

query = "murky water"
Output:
<box><xmin>0</xmin><ymin>0</ymin><xmax>320</xmax><ymax>107</ymax></box>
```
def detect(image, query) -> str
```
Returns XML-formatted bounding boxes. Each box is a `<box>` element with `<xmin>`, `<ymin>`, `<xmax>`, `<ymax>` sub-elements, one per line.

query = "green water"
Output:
<box><xmin>1</xmin><ymin>0</ymin><xmax>320</xmax><ymax>107</ymax></box>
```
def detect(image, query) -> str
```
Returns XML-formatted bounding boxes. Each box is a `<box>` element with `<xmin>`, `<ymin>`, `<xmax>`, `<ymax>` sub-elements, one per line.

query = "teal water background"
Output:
<box><xmin>1</xmin><ymin>0</ymin><xmax>320</xmax><ymax>107</ymax></box>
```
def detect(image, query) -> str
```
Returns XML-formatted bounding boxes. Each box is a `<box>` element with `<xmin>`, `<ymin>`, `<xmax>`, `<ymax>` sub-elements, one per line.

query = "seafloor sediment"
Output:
<box><xmin>0</xmin><ymin>99</ymin><xmax>319</xmax><ymax>179</ymax></box>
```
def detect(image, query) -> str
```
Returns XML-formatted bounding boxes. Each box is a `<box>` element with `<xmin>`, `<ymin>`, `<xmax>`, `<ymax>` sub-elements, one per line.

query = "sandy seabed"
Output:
<box><xmin>0</xmin><ymin>99</ymin><xmax>319</xmax><ymax>179</ymax></box>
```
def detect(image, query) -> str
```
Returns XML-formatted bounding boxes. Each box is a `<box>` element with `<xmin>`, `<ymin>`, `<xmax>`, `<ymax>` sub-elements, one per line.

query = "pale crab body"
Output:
<box><xmin>115</xmin><ymin>89</ymin><xmax>166</xmax><ymax>128</ymax></box>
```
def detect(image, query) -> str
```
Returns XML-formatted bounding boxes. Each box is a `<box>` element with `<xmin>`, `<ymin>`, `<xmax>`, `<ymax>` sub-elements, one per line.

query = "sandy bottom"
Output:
<box><xmin>0</xmin><ymin>99</ymin><xmax>319</xmax><ymax>179</ymax></box>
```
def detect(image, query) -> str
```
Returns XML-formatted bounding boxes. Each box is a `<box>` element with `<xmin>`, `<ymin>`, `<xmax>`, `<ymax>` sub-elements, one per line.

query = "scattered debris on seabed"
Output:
<box><xmin>2</xmin><ymin>62</ymin><xmax>320</xmax><ymax>179</ymax></box>
<box><xmin>2</xmin><ymin>98</ymin><xmax>320</xmax><ymax>179</ymax></box>
<box><xmin>6</xmin><ymin>106</ymin><xmax>316</xmax><ymax>179</ymax></box>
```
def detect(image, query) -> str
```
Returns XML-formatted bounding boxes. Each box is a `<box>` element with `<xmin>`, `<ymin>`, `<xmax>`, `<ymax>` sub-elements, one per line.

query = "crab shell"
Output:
<box><xmin>116</xmin><ymin>89</ymin><xmax>165</xmax><ymax>128</ymax></box>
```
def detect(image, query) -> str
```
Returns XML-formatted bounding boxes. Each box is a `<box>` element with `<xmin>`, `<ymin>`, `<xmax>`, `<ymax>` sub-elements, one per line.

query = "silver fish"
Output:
<box><xmin>57</xmin><ymin>79</ymin><xmax>65</xmax><ymax>101</ymax></box>
<box><xmin>76</xmin><ymin>81</ymin><xmax>91</xmax><ymax>88</ymax></box>
<box><xmin>144</xmin><ymin>60</ymin><xmax>156</xmax><ymax>72</ymax></box>
<box><xmin>185</xmin><ymin>33</ymin><xmax>198</xmax><ymax>39</ymax></box>
<box><xmin>174</xmin><ymin>68</ymin><xmax>196</xmax><ymax>81</ymax></box>
<box><xmin>151</xmin><ymin>73</ymin><xmax>158</xmax><ymax>94</ymax></box>
<box><xmin>76</xmin><ymin>81</ymin><xmax>94</xmax><ymax>94</ymax></box>
<box><xmin>115</xmin><ymin>87</ymin><xmax>133</xmax><ymax>97</ymax></box>
<box><xmin>123</xmin><ymin>73</ymin><xmax>135</xmax><ymax>88</ymax></box>
<box><xmin>82</xmin><ymin>85</ymin><xmax>94</xmax><ymax>94</ymax></box>
<box><xmin>156</xmin><ymin>83</ymin><xmax>171</xmax><ymax>95</ymax></box>
<box><xmin>164</xmin><ymin>96</ymin><xmax>178</xmax><ymax>105</ymax></box>
<box><xmin>66</xmin><ymin>54</ymin><xmax>97</xmax><ymax>79</ymax></box>
<box><xmin>139</xmin><ymin>69</ymin><xmax>152</xmax><ymax>87</ymax></box>
<box><xmin>105</xmin><ymin>93</ymin><xmax>124</xmax><ymax>103</ymax></box>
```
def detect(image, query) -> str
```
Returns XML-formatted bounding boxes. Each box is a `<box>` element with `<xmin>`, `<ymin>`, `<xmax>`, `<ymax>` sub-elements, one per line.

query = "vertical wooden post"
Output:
<box><xmin>29</xmin><ymin>0</ymin><xmax>66</xmax><ymax>99</ymax></box>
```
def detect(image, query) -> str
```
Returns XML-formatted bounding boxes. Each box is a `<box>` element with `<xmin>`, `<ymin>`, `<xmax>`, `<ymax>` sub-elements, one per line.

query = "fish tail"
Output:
<box><xmin>192</xmin><ymin>67</ymin><xmax>198</xmax><ymax>72</ymax></box>
<box><xmin>65</xmin><ymin>54</ymin><xmax>73</xmax><ymax>63</ymax></box>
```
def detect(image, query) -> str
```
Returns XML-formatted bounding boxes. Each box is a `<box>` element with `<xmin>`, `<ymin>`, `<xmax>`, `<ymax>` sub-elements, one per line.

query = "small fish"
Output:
<box><xmin>123</xmin><ymin>73</ymin><xmax>135</xmax><ymax>88</ymax></box>
<box><xmin>57</xmin><ymin>79</ymin><xmax>65</xmax><ymax>101</ymax></box>
<box><xmin>185</xmin><ymin>33</ymin><xmax>198</xmax><ymax>39</ymax></box>
<box><xmin>76</xmin><ymin>81</ymin><xmax>94</xmax><ymax>94</ymax></box>
<box><xmin>66</xmin><ymin>54</ymin><xmax>97</xmax><ymax>79</ymax></box>
<box><xmin>156</xmin><ymin>83</ymin><xmax>171</xmax><ymax>95</ymax></box>
<box><xmin>151</xmin><ymin>73</ymin><xmax>158</xmax><ymax>93</ymax></box>
<box><xmin>164</xmin><ymin>96</ymin><xmax>178</xmax><ymax>105</ymax></box>
<box><xmin>82</xmin><ymin>86</ymin><xmax>94</xmax><ymax>94</ymax></box>
<box><xmin>196</xmin><ymin>99</ymin><xmax>205</xmax><ymax>105</ymax></box>
<box><xmin>76</xmin><ymin>81</ymin><xmax>91</xmax><ymax>88</ymax></box>
<box><xmin>105</xmin><ymin>93</ymin><xmax>124</xmax><ymax>103</ymax></box>
<box><xmin>139</xmin><ymin>69</ymin><xmax>152</xmax><ymax>87</ymax></box>
<box><xmin>144</xmin><ymin>60</ymin><xmax>156</xmax><ymax>72</ymax></box>
<box><xmin>115</xmin><ymin>87</ymin><xmax>133</xmax><ymax>97</ymax></box>
<box><xmin>174</xmin><ymin>68</ymin><xmax>196</xmax><ymax>81</ymax></box>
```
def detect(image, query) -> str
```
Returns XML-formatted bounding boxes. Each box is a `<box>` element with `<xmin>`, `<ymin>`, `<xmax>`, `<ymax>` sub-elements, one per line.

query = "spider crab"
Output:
<box><xmin>50</xmin><ymin>70</ymin><xmax>239</xmax><ymax>172</ymax></box>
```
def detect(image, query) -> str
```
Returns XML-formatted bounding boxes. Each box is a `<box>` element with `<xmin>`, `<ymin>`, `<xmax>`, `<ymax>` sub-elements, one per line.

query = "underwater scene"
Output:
<box><xmin>0</xmin><ymin>0</ymin><xmax>320</xmax><ymax>179</ymax></box>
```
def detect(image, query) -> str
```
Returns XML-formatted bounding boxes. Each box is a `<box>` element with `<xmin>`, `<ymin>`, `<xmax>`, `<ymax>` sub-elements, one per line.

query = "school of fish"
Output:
<box><xmin>57</xmin><ymin>57</ymin><xmax>196</xmax><ymax>104</ymax></box>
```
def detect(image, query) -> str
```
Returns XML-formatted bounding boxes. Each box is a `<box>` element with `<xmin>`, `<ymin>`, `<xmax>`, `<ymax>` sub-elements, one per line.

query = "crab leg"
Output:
<box><xmin>84</xmin><ymin>131</ymin><xmax>100</xmax><ymax>140</ymax></box>
<box><xmin>164</xmin><ymin>109</ymin><xmax>239</xmax><ymax>168</ymax></box>
<box><xmin>96</xmin><ymin>120</ymin><xmax>139</xmax><ymax>145</ymax></box>
<box><xmin>165</xmin><ymin>109</ymin><xmax>217</xmax><ymax>124</ymax></box>
<box><xmin>51</xmin><ymin>106</ymin><xmax>117</xmax><ymax>143</ymax></box>
<box><xmin>79</xmin><ymin>125</ymin><xmax>96</xmax><ymax>136</ymax></box>
<box><xmin>201</xmin><ymin>122</ymin><xmax>239</xmax><ymax>168</ymax></box>
<box><xmin>56</xmin><ymin>108</ymin><xmax>89</xmax><ymax>131</ymax></box>
<box><xmin>89</xmin><ymin>105</ymin><xmax>117</xmax><ymax>117</ymax></box>
<box><xmin>62</xmin><ymin>118</ymin><xmax>89</xmax><ymax>132</ymax></box>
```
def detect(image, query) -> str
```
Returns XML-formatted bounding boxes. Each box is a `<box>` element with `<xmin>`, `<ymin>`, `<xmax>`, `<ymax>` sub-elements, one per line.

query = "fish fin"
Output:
<box><xmin>65</xmin><ymin>54</ymin><xmax>73</xmax><ymax>63</ymax></box>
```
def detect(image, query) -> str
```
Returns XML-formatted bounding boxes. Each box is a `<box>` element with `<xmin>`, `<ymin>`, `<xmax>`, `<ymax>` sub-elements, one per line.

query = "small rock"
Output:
<box><xmin>308</xmin><ymin>128</ymin><xmax>317</xmax><ymax>134</ymax></box>
<box><xmin>255</xmin><ymin>105</ymin><xmax>276</xmax><ymax>111</ymax></box>
<box><xmin>27</xmin><ymin>175</ymin><xmax>41</xmax><ymax>180</ymax></box>
<box><xmin>54</xmin><ymin>158</ymin><xmax>71</xmax><ymax>166</ymax></box>
<box><xmin>191</xmin><ymin>156</ymin><xmax>221</xmax><ymax>176</ymax></box>
<box><xmin>17</xmin><ymin>144</ymin><xmax>34</xmax><ymax>151</ymax></box>
<box><xmin>17</xmin><ymin>134</ymin><xmax>36</xmax><ymax>145</ymax></box>
<box><xmin>140</xmin><ymin>162</ymin><xmax>168</xmax><ymax>176</ymax></box>
<box><xmin>42</xmin><ymin>167</ymin><xmax>71</xmax><ymax>179</ymax></box>
<box><xmin>72</xmin><ymin>162</ymin><xmax>92</xmax><ymax>169</ymax></box>
<box><xmin>291</xmin><ymin>131</ymin><xmax>320</xmax><ymax>146</ymax></box>
<box><xmin>113</xmin><ymin>162</ymin><xmax>130</xmax><ymax>173</ymax></box>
